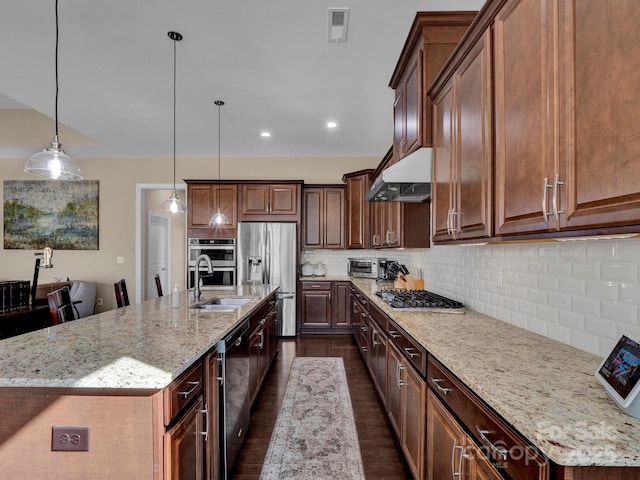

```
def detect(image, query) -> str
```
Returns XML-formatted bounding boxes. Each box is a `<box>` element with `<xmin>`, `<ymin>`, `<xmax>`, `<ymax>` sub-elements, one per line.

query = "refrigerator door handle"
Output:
<box><xmin>265</xmin><ymin>229</ymin><xmax>271</xmax><ymax>285</ymax></box>
<box><xmin>277</xmin><ymin>293</ymin><xmax>295</xmax><ymax>300</ymax></box>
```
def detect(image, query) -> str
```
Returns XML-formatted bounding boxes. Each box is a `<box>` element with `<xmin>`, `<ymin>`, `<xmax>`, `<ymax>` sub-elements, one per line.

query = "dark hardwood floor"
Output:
<box><xmin>231</xmin><ymin>334</ymin><xmax>412</xmax><ymax>480</ymax></box>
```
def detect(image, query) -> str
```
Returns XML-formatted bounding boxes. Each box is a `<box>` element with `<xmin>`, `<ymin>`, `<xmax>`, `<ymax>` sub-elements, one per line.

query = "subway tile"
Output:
<box><xmin>584</xmin><ymin>316</ymin><xmax>619</xmax><ymax>341</ymax></box>
<box><xmin>548</xmin><ymin>260</ymin><xmax>572</xmax><ymax>277</ymax></box>
<box><xmin>619</xmin><ymin>282</ymin><xmax>640</xmax><ymax>304</ymax></box>
<box><xmin>600</xmin><ymin>300</ymin><xmax>637</xmax><ymax>325</ymax></box>
<box><xmin>548</xmin><ymin>291</ymin><xmax>572</xmax><ymax>310</ymax></box>
<box><xmin>558</xmin><ymin>278</ymin><xmax>586</xmax><ymax>296</ymax></box>
<box><xmin>571</xmin><ymin>261</ymin><xmax>600</xmax><ymax>280</ymax></box>
<box><xmin>495</xmin><ymin>306</ymin><xmax>511</xmax><ymax>322</ymax></box>
<box><xmin>518</xmin><ymin>245</ymin><xmax>538</xmax><ymax>257</ymax></box>
<box><xmin>558</xmin><ymin>311</ymin><xmax>585</xmax><ymax>330</ymax></box>
<box><xmin>518</xmin><ymin>272</ymin><xmax>538</xmax><ymax>288</ymax></box>
<box><xmin>528</xmin><ymin>260</ymin><xmax>549</xmax><ymax>275</ymax></box>
<box><xmin>585</xmin><ymin>280</ymin><xmax>618</xmax><ymax>301</ymax></box>
<box><xmin>537</xmin><ymin>304</ymin><xmax>558</xmax><ymax>323</ymax></box>
<box><xmin>538</xmin><ymin>275</ymin><xmax>560</xmax><ymax>292</ymax></box>
<box><xmin>527</xmin><ymin>317</ymin><xmax>548</xmax><ymax>336</ymax></box>
<box><xmin>503</xmin><ymin>270</ymin><xmax>519</xmax><ymax>286</ymax></box>
<box><xmin>570</xmin><ymin>330</ymin><xmax>600</xmax><ymax>355</ymax></box>
<box><xmin>618</xmin><ymin>324</ymin><xmax>640</xmax><ymax>342</ymax></box>
<box><xmin>601</xmin><ymin>262</ymin><xmax>637</xmax><ymax>283</ymax></box>
<box><xmin>510</xmin><ymin>285</ymin><xmax>528</xmax><ymax>301</ymax></box>
<box><xmin>585</xmin><ymin>240</ymin><xmax>617</xmax><ymax>261</ymax></box>
<box><xmin>547</xmin><ymin>323</ymin><xmax>572</xmax><ymax>345</ymax></box>
<box><xmin>616</xmin><ymin>238</ymin><xmax>640</xmax><ymax>261</ymax></box>
<box><xmin>519</xmin><ymin>300</ymin><xmax>537</xmax><ymax>317</ymax></box>
<box><xmin>570</xmin><ymin>296</ymin><xmax>600</xmax><ymax>317</ymax></box>
<box><xmin>527</xmin><ymin>288</ymin><xmax>547</xmax><ymax>305</ymax></box>
<box><xmin>510</xmin><ymin>312</ymin><xmax>528</xmax><ymax>328</ymax></box>
<box><xmin>558</xmin><ymin>242</ymin><xmax>586</xmax><ymax>260</ymax></box>
<box><xmin>599</xmin><ymin>338</ymin><xmax>618</xmax><ymax>358</ymax></box>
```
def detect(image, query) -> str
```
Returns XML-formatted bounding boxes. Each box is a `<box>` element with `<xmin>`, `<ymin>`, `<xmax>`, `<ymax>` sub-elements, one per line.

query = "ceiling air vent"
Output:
<box><xmin>328</xmin><ymin>8</ymin><xmax>350</xmax><ymax>42</ymax></box>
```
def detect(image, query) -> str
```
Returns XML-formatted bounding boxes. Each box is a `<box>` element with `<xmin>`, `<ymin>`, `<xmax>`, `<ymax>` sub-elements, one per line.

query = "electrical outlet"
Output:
<box><xmin>96</xmin><ymin>298</ymin><xmax>103</xmax><ymax>306</ymax></box>
<box><xmin>51</xmin><ymin>426</ymin><xmax>89</xmax><ymax>451</ymax></box>
<box><xmin>116</xmin><ymin>256</ymin><xmax>125</xmax><ymax>264</ymax></box>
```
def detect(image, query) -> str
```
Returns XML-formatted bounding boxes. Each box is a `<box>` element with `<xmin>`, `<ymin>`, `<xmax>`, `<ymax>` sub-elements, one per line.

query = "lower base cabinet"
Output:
<box><xmin>165</xmin><ymin>397</ymin><xmax>207</xmax><ymax>480</ymax></box>
<box><xmin>427</xmin><ymin>389</ymin><xmax>502</xmax><ymax>480</ymax></box>
<box><xmin>300</xmin><ymin>281</ymin><xmax>352</xmax><ymax>333</ymax></box>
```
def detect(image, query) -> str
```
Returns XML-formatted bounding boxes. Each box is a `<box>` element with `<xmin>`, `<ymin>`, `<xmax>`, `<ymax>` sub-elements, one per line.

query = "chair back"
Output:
<box><xmin>114</xmin><ymin>279</ymin><xmax>130</xmax><ymax>308</ymax></box>
<box><xmin>154</xmin><ymin>274</ymin><xmax>163</xmax><ymax>297</ymax></box>
<box><xmin>47</xmin><ymin>286</ymin><xmax>76</xmax><ymax>325</ymax></box>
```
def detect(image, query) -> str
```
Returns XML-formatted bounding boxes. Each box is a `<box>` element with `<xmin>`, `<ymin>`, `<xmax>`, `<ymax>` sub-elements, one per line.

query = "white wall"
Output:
<box><xmin>302</xmin><ymin>237</ymin><xmax>640</xmax><ymax>358</ymax></box>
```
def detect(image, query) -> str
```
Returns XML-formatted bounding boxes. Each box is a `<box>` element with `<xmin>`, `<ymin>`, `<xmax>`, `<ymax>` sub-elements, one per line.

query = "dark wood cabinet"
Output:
<box><xmin>300</xmin><ymin>281</ymin><xmax>351</xmax><ymax>333</ymax></box>
<box><xmin>249</xmin><ymin>294</ymin><xmax>277</xmax><ymax>407</ymax></box>
<box><xmin>389</xmin><ymin>12</ymin><xmax>477</xmax><ymax>163</ymax></box>
<box><xmin>302</xmin><ymin>186</ymin><xmax>345</xmax><ymax>249</ymax></box>
<box><xmin>299</xmin><ymin>281</ymin><xmax>332</xmax><ymax>330</ymax></box>
<box><xmin>186</xmin><ymin>182</ymin><xmax>238</xmax><ymax>237</ymax></box>
<box><xmin>239</xmin><ymin>183</ymin><xmax>301</xmax><ymax>221</ymax></box>
<box><xmin>205</xmin><ymin>350</ymin><xmax>220</xmax><ymax>480</ymax></box>
<box><xmin>342</xmin><ymin>170</ymin><xmax>373</xmax><ymax>249</ymax></box>
<box><xmin>432</xmin><ymin>29</ymin><xmax>493</xmax><ymax>243</ymax></box>
<box><xmin>165</xmin><ymin>397</ymin><xmax>206</xmax><ymax>480</ymax></box>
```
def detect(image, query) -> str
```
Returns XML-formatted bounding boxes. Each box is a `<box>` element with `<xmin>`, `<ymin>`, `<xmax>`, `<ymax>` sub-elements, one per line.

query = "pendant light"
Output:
<box><xmin>24</xmin><ymin>0</ymin><xmax>83</xmax><ymax>180</ymax></box>
<box><xmin>209</xmin><ymin>100</ymin><xmax>229</xmax><ymax>226</ymax></box>
<box><xmin>161</xmin><ymin>31</ymin><xmax>187</xmax><ymax>214</ymax></box>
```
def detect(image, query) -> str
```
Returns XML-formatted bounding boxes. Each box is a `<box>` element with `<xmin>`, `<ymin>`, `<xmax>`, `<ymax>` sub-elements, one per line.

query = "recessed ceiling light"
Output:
<box><xmin>260</xmin><ymin>132</ymin><xmax>271</xmax><ymax>137</ymax></box>
<box><xmin>326</xmin><ymin>121</ymin><xmax>337</xmax><ymax>128</ymax></box>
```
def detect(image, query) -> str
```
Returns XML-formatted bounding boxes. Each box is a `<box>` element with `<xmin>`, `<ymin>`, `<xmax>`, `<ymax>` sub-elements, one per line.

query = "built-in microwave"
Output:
<box><xmin>347</xmin><ymin>257</ymin><xmax>387</xmax><ymax>279</ymax></box>
<box><xmin>187</xmin><ymin>238</ymin><xmax>236</xmax><ymax>290</ymax></box>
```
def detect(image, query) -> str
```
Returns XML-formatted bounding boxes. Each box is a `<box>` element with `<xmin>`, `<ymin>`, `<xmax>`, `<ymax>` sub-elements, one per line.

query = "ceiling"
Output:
<box><xmin>0</xmin><ymin>0</ymin><xmax>484</xmax><ymax>160</ymax></box>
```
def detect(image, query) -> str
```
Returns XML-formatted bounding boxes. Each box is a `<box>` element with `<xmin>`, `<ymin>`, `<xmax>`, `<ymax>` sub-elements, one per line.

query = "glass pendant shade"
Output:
<box><xmin>161</xmin><ymin>190</ymin><xmax>186</xmax><ymax>214</ymax></box>
<box><xmin>25</xmin><ymin>137</ymin><xmax>83</xmax><ymax>180</ymax></box>
<box><xmin>209</xmin><ymin>207</ymin><xmax>228</xmax><ymax>226</ymax></box>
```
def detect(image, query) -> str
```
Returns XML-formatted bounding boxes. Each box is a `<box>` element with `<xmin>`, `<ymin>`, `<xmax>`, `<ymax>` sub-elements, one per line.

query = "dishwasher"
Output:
<box><xmin>217</xmin><ymin>319</ymin><xmax>250</xmax><ymax>479</ymax></box>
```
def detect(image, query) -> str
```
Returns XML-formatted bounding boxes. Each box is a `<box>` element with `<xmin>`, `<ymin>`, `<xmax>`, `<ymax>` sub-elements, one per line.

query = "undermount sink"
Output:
<box><xmin>191</xmin><ymin>297</ymin><xmax>252</xmax><ymax>310</ymax></box>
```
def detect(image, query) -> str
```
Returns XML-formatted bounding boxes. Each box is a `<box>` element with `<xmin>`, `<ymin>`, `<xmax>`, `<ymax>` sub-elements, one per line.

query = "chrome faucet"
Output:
<box><xmin>193</xmin><ymin>254</ymin><xmax>214</xmax><ymax>301</ymax></box>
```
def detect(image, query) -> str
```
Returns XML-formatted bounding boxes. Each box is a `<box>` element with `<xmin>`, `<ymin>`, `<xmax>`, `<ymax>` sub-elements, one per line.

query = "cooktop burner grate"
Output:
<box><xmin>375</xmin><ymin>289</ymin><xmax>465</xmax><ymax>312</ymax></box>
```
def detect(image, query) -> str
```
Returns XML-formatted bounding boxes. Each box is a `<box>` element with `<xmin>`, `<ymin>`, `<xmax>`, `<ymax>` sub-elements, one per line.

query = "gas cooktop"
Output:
<box><xmin>375</xmin><ymin>289</ymin><xmax>465</xmax><ymax>313</ymax></box>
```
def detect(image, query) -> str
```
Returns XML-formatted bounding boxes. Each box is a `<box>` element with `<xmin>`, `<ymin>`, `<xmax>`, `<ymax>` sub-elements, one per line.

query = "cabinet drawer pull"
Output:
<box><xmin>178</xmin><ymin>381</ymin><xmax>200</xmax><ymax>398</ymax></box>
<box><xmin>361</xmin><ymin>325</ymin><xmax>368</xmax><ymax>332</ymax></box>
<box><xmin>475</xmin><ymin>426</ymin><xmax>508</xmax><ymax>461</ymax></box>
<box><xmin>404</xmin><ymin>346</ymin><xmax>419</xmax><ymax>358</ymax></box>
<box><xmin>388</xmin><ymin>330</ymin><xmax>400</xmax><ymax>339</ymax></box>
<box><xmin>431</xmin><ymin>378</ymin><xmax>451</xmax><ymax>395</ymax></box>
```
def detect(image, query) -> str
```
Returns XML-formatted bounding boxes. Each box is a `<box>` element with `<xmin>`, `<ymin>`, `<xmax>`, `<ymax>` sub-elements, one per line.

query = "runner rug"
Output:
<box><xmin>259</xmin><ymin>357</ymin><xmax>366</xmax><ymax>479</ymax></box>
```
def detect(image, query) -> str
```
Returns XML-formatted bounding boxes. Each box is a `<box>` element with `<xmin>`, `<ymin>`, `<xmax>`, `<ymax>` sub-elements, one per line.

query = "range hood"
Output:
<box><xmin>366</xmin><ymin>147</ymin><xmax>432</xmax><ymax>203</ymax></box>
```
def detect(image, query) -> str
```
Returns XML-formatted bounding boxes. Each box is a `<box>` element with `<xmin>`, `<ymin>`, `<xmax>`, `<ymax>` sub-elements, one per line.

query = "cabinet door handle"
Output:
<box><xmin>396</xmin><ymin>362</ymin><xmax>406</xmax><ymax>388</ymax></box>
<box><xmin>446</xmin><ymin>208</ymin><xmax>452</xmax><ymax>235</ymax></box>
<box><xmin>452</xmin><ymin>439</ymin><xmax>464</xmax><ymax>479</ymax></box>
<box><xmin>178</xmin><ymin>381</ymin><xmax>200</xmax><ymax>398</ymax></box>
<box><xmin>200</xmin><ymin>406</ymin><xmax>209</xmax><ymax>440</ymax></box>
<box><xmin>542</xmin><ymin>176</ymin><xmax>552</xmax><ymax>222</ymax></box>
<box><xmin>552</xmin><ymin>173</ymin><xmax>565</xmax><ymax>221</ymax></box>
<box><xmin>388</xmin><ymin>329</ymin><xmax>400</xmax><ymax>339</ymax></box>
<box><xmin>475</xmin><ymin>426</ymin><xmax>508</xmax><ymax>461</ymax></box>
<box><xmin>431</xmin><ymin>378</ymin><xmax>452</xmax><ymax>395</ymax></box>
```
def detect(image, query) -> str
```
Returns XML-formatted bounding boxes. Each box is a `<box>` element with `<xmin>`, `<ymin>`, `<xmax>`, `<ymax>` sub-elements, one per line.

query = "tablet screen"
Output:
<box><xmin>598</xmin><ymin>335</ymin><xmax>640</xmax><ymax>400</ymax></box>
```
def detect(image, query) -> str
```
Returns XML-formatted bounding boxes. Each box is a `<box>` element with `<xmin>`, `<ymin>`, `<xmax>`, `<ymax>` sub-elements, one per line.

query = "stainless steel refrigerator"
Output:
<box><xmin>237</xmin><ymin>222</ymin><xmax>297</xmax><ymax>336</ymax></box>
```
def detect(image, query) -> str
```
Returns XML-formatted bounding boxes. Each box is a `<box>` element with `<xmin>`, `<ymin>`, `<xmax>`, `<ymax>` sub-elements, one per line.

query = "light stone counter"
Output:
<box><xmin>0</xmin><ymin>285</ymin><xmax>277</xmax><ymax>390</ymax></box>
<box><xmin>351</xmin><ymin>278</ymin><xmax>640</xmax><ymax>468</ymax></box>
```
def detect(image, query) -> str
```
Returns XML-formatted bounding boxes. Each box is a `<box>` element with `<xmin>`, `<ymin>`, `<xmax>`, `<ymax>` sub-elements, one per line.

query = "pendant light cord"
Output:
<box><xmin>172</xmin><ymin>36</ymin><xmax>177</xmax><ymax>192</ymax></box>
<box><xmin>54</xmin><ymin>0</ymin><xmax>60</xmax><ymax>139</ymax></box>
<box><xmin>216</xmin><ymin>100</ymin><xmax>224</xmax><ymax>209</ymax></box>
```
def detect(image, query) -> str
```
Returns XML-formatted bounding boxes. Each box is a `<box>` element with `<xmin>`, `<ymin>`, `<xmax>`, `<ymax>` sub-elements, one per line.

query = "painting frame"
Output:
<box><xmin>3</xmin><ymin>180</ymin><xmax>99</xmax><ymax>250</ymax></box>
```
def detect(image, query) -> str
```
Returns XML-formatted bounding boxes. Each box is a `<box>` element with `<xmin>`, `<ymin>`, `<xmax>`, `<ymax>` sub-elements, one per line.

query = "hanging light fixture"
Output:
<box><xmin>209</xmin><ymin>100</ymin><xmax>229</xmax><ymax>226</ymax></box>
<box><xmin>161</xmin><ymin>31</ymin><xmax>187</xmax><ymax>214</ymax></box>
<box><xmin>24</xmin><ymin>0</ymin><xmax>83</xmax><ymax>180</ymax></box>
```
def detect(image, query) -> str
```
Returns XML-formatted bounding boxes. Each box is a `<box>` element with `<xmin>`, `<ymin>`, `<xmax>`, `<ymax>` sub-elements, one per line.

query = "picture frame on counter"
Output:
<box><xmin>596</xmin><ymin>335</ymin><xmax>640</xmax><ymax>419</ymax></box>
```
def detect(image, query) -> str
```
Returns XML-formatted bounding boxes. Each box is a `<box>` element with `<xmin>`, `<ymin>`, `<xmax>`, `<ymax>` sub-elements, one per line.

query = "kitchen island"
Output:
<box><xmin>351</xmin><ymin>278</ymin><xmax>640</xmax><ymax>477</ymax></box>
<box><xmin>0</xmin><ymin>284</ymin><xmax>277</xmax><ymax>480</ymax></box>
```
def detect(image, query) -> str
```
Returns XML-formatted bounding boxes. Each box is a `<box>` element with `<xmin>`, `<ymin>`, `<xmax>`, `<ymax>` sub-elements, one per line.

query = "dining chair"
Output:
<box><xmin>47</xmin><ymin>286</ymin><xmax>78</xmax><ymax>325</ymax></box>
<box><xmin>114</xmin><ymin>279</ymin><xmax>130</xmax><ymax>308</ymax></box>
<box><xmin>154</xmin><ymin>274</ymin><xmax>163</xmax><ymax>297</ymax></box>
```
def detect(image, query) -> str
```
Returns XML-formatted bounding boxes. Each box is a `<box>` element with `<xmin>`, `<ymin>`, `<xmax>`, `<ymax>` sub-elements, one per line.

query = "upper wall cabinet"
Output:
<box><xmin>302</xmin><ymin>186</ymin><xmax>346</xmax><ymax>250</ymax></box>
<box><xmin>389</xmin><ymin>12</ymin><xmax>477</xmax><ymax>164</ymax></box>
<box><xmin>342</xmin><ymin>169</ymin><xmax>374</xmax><ymax>249</ymax></box>
<box><xmin>238</xmin><ymin>183</ymin><xmax>301</xmax><ymax>222</ymax></box>
<box><xmin>432</xmin><ymin>30</ymin><xmax>493</xmax><ymax>243</ymax></box>
<box><xmin>186</xmin><ymin>181</ymin><xmax>238</xmax><ymax>238</ymax></box>
<box><xmin>430</xmin><ymin>0</ymin><xmax>640</xmax><ymax>242</ymax></box>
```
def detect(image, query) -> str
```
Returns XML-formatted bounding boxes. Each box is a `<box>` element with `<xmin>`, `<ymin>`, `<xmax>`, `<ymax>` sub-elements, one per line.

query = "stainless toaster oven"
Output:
<box><xmin>347</xmin><ymin>258</ymin><xmax>386</xmax><ymax>279</ymax></box>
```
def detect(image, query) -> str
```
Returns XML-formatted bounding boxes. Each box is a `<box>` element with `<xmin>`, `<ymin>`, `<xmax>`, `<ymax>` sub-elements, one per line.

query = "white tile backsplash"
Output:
<box><xmin>305</xmin><ymin>237</ymin><xmax>640</xmax><ymax>357</ymax></box>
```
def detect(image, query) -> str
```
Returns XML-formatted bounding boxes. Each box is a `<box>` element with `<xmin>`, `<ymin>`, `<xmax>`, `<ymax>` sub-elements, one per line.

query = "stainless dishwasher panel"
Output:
<box><xmin>217</xmin><ymin>319</ymin><xmax>250</xmax><ymax>479</ymax></box>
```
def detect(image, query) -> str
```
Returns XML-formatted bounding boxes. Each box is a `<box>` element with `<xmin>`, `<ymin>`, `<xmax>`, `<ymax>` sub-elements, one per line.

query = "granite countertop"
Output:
<box><xmin>351</xmin><ymin>278</ymin><xmax>640</xmax><ymax>468</ymax></box>
<box><xmin>298</xmin><ymin>275</ymin><xmax>351</xmax><ymax>281</ymax></box>
<box><xmin>0</xmin><ymin>285</ymin><xmax>277</xmax><ymax>390</ymax></box>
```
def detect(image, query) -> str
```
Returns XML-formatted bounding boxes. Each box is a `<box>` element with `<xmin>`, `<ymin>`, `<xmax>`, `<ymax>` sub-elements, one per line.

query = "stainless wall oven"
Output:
<box><xmin>187</xmin><ymin>238</ymin><xmax>236</xmax><ymax>290</ymax></box>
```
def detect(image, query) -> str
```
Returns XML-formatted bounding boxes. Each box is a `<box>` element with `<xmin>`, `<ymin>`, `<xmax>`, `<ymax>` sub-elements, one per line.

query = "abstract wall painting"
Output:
<box><xmin>3</xmin><ymin>180</ymin><xmax>99</xmax><ymax>250</ymax></box>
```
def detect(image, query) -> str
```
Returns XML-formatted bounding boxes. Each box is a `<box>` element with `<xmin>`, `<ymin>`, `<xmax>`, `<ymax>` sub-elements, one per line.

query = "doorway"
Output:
<box><xmin>147</xmin><ymin>212</ymin><xmax>169</xmax><ymax>300</ymax></box>
<box><xmin>135</xmin><ymin>184</ymin><xmax>187</xmax><ymax>304</ymax></box>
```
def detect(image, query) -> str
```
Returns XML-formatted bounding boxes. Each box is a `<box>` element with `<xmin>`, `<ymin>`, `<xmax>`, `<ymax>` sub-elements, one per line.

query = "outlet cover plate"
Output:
<box><xmin>51</xmin><ymin>426</ymin><xmax>89</xmax><ymax>451</ymax></box>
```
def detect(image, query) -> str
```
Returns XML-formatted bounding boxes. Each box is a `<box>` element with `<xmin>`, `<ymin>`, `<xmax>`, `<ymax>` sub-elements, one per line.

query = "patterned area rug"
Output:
<box><xmin>260</xmin><ymin>357</ymin><xmax>366</xmax><ymax>479</ymax></box>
